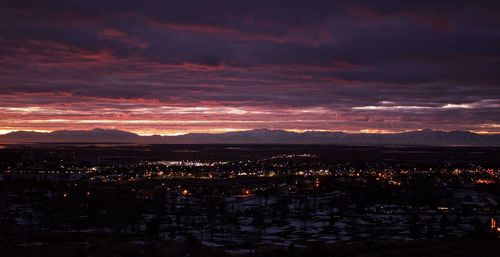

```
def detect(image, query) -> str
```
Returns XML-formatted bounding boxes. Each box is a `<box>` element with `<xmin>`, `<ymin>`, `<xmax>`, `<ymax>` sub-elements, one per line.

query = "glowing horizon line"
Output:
<box><xmin>0</xmin><ymin>128</ymin><xmax>499</xmax><ymax>136</ymax></box>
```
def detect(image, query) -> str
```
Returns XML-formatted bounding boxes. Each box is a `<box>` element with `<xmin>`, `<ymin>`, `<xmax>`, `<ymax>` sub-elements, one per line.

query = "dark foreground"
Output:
<box><xmin>1</xmin><ymin>144</ymin><xmax>500</xmax><ymax>256</ymax></box>
<box><xmin>1</xmin><ymin>235</ymin><xmax>500</xmax><ymax>257</ymax></box>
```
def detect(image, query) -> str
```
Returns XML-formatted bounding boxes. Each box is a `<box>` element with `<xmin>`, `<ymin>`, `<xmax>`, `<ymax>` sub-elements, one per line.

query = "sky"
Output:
<box><xmin>0</xmin><ymin>0</ymin><xmax>499</xmax><ymax>135</ymax></box>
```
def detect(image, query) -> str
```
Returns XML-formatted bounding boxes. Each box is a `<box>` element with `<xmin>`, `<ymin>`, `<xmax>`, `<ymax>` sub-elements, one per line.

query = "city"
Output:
<box><xmin>1</xmin><ymin>144</ymin><xmax>500</xmax><ymax>256</ymax></box>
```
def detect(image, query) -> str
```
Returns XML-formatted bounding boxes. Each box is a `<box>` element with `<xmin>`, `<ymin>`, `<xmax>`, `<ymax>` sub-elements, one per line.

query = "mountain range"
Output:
<box><xmin>1</xmin><ymin>128</ymin><xmax>499</xmax><ymax>146</ymax></box>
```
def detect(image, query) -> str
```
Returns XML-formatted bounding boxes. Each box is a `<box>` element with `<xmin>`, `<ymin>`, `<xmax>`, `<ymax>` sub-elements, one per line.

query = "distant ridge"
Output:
<box><xmin>1</xmin><ymin>128</ymin><xmax>499</xmax><ymax>146</ymax></box>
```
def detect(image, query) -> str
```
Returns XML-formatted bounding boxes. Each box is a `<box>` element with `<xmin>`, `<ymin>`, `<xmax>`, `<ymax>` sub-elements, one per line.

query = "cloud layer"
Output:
<box><xmin>1</xmin><ymin>0</ymin><xmax>499</xmax><ymax>134</ymax></box>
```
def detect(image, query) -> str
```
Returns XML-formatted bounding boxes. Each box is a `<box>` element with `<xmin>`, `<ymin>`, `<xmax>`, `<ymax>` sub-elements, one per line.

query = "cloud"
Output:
<box><xmin>0</xmin><ymin>1</ymin><xmax>499</xmax><ymax>133</ymax></box>
<box><xmin>353</xmin><ymin>99</ymin><xmax>500</xmax><ymax>111</ymax></box>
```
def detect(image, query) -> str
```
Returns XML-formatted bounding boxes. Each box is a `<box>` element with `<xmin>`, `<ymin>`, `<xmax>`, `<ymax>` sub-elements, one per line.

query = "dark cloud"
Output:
<box><xmin>0</xmin><ymin>0</ymin><xmax>499</xmax><ymax>133</ymax></box>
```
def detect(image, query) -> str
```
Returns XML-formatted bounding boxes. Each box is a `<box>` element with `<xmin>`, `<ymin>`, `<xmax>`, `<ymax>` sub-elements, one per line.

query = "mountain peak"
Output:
<box><xmin>0</xmin><ymin>128</ymin><xmax>499</xmax><ymax>145</ymax></box>
<box><xmin>249</xmin><ymin>128</ymin><xmax>274</xmax><ymax>132</ymax></box>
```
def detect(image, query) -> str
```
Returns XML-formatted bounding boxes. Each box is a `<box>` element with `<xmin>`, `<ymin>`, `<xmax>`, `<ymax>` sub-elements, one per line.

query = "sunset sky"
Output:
<box><xmin>1</xmin><ymin>1</ymin><xmax>499</xmax><ymax>135</ymax></box>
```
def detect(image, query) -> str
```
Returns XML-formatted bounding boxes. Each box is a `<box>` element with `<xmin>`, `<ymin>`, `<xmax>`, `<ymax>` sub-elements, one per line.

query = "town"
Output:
<box><xmin>1</xmin><ymin>144</ymin><xmax>500</xmax><ymax>256</ymax></box>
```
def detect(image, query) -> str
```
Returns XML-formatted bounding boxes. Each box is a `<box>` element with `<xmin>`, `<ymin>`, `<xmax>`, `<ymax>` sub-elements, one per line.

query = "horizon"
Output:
<box><xmin>2</xmin><ymin>127</ymin><xmax>500</xmax><ymax>137</ymax></box>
